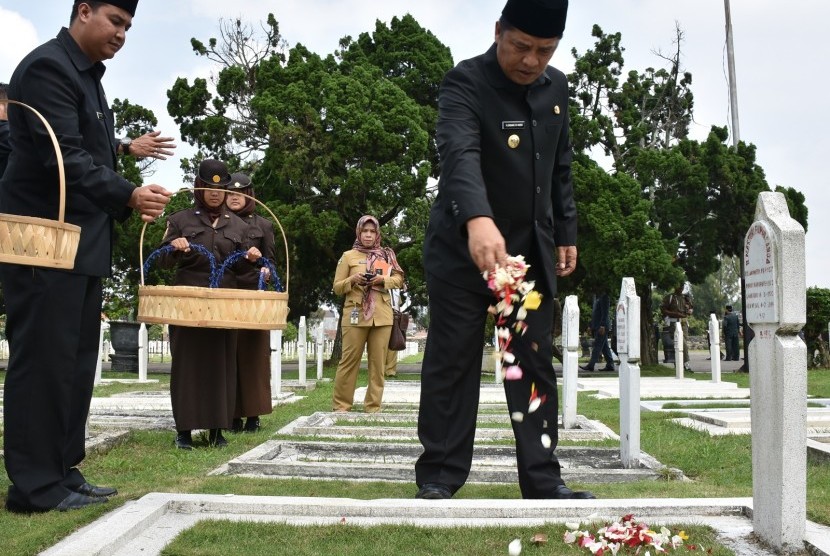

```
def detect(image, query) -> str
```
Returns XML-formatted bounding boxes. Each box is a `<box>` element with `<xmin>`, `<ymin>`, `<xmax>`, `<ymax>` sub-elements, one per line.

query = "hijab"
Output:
<box><xmin>193</xmin><ymin>177</ymin><xmax>225</xmax><ymax>222</ymax></box>
<box><xmin>231</xmin><ymin>187</ymin><xmax>256</xmax><ymax>218</ymax></box>
<box><xmin>352</xmin><ymin>215</ymin><xmax>404</xmax><ymax>320</ymax></box>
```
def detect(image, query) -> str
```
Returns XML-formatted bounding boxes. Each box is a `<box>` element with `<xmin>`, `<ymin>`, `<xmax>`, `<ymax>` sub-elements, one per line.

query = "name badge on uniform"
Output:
<box><xmin>96</xmin><ymin>111</ymin><xmax>104</xmax><ymax>120</ymax></box>
<box><xmin>501</xmin><ymin>121</ymin><xmax>525</xmax><ymax>130</ymax></box>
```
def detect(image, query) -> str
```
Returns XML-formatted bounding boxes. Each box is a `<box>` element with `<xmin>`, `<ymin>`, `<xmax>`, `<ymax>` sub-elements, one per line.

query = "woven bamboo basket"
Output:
<box><xmin>137</xmin><ymin>188</ymin><xmax>289</xmax><ymax>330</ymax></box>
<box><xmin>0</xmin><ymin>100</ymin><xmax>80</xmax><ymax>269</ymax></box>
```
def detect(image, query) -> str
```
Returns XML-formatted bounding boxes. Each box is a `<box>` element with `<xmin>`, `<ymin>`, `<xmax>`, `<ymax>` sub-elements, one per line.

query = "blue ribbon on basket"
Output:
<box><xmin>143</xmin><ymin>243</ymin><xmax>220</xmax><ymax>286</ymax></box>
<box><xmin>214</xmin><ymin>250</ymin><xmax>284</xmax><ymax>291</ymax></box>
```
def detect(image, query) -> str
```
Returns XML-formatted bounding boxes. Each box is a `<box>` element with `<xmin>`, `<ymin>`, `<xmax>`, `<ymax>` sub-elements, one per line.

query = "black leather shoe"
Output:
<box><xmin>208</xmin><ymin>428</ymin><xmax>228</xmax><ymax>447</ymax></box>
<box><xmin>73</xmin><ymin>482</ymin><xmax>117</xmax><ymax>498</ymax></box>
<box><xmin>415</xmin><ymin>483</ymin><xmax>452</xmax><ymax>500</ymax></box>
<box><xmin>601</xmin><ymin>366</ymin><xmax>615</xmax><ymax>372</ymax></box>
<box><xmin>550</xmin><ymin>485</ymin><xmax>596</xmax><ymax>499</ymax></box>
<box><xmin>230</xmin><ymin>418</ymin><xmax>244</xmax><ymax>433</ymax></box>
<box><xmin>244</xmin><ymin>416</ymin><xmax>261</xmax><ymax>433</ymax></box>
<box><xmin>579</xmin><ymin>365</ymin><xmax>595</xmax><ymax>371</ymax></box>
<box><xmin>175</xmin><ymin>430</ymin><xmax>193</xmax><ymax>450</ymax></box>
<box><xmin>54</xmin><ymin>491</ymin><xmax>109</xmax><ymax>511</ymax></box>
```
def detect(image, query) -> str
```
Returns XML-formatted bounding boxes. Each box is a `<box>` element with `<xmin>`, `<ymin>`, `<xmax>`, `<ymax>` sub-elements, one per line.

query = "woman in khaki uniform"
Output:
<box><xmin>332</xmin><ymin>215</ymin><xmax>405</xmax><ymax>412</ymax></box>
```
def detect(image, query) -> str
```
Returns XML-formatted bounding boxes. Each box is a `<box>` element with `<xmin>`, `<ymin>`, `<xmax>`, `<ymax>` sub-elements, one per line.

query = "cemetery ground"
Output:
<box><xmin>0</xmin><ymin>356</ymin><xmax>828</xmax><ymax>555</ymax></box>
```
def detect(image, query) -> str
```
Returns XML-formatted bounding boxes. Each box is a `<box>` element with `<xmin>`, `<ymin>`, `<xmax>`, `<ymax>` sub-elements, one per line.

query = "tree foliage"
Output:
<box><xmin>167</xmin><ymin>13</ymin><xmax>452</xmax><ymax>321</ymax></box>
<box><xmin>806</xmin><ymin>287</ymin><xmax>830</xmax><ymax>368</ymax></box>
<box><xmin>566</xmin><ymin>25</ymin><xmax>808</xmax><ymax>363</ymax></box>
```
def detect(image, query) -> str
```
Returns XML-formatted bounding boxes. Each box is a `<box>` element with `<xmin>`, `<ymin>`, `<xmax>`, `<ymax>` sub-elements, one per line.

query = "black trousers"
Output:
<box><xmin>416</xmin><ymin>272</ymin><xmax>564</xmax><ymax>498</ymax></box>
<box><xmin>1</xmin><ymin>265</ymin><xmax>102</xmax><ymax>510</ymax></box>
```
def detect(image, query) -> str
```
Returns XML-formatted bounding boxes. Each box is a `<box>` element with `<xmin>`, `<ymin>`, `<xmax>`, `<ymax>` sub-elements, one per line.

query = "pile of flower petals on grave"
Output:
<box><xmin>563</xmin><ymin>514</ymin><xmax>698</xmax><ymax>554</ymax></box>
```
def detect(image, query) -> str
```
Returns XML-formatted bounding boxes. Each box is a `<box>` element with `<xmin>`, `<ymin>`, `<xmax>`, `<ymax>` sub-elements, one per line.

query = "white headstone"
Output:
<box><xmin>137</xmin><ymin>323</ymin><xmax>149</xmax><ymax>382</ymax></box>
<box><xmin>561</xmin><ymin>295</ymin><xmax>579</xmax><ymax>429</ymax></box>
<box><xmin>674</xmin><ymin>322</ymin><xmax>684</xmax><ymax>379</ymax></box>
<box><xmin>708</xmin><ymin>314</ymin><xmax>721</xmax><ymax>383</ymax></box>
<box><xmin>316</xmin><ymin>325</ymin><xmax>324</xmax><ymax>380</ymax></box>
<box><xmin>616</xmin><ymin>277</ymin><xmax>640</xmax><ymax>467</ymax></box>
<box><xmin>745</xmin><ymin>192</ymin><xmax>807</xmax><ymax>551</ymax></box>
<box><xmin>298</xmin><ymin>316</ymin><xmax>307</xmax><ymax>385</ymax></box>
<box><xmin>270</xmin><ymin>329</ymin><xmax>282</xmax><ymax>397</ymax></box>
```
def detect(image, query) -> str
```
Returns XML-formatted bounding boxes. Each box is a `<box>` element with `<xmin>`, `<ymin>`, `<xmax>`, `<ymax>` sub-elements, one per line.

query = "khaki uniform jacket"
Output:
<box><xmin>333</xmin><ymin>249</ymin><xmax>405</xmax><ymax>327</ymax></box>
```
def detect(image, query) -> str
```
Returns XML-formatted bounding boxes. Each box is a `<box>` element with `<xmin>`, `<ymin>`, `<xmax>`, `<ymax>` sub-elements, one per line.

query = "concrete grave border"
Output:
<box><xmin>42</xmin><ymin>493</ymin><xmax>830</xmax><ymax>556</ymax></box>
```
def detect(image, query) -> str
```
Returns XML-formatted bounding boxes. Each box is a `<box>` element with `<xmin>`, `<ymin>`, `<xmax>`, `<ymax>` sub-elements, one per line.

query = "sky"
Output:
<box><xmin>1</xmin><ymin>0</ymin><xmax>828</xmax><ymax>289</ymax></box>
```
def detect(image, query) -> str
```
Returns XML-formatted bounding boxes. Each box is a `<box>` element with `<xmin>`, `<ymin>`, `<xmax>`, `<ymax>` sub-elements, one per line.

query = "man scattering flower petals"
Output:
<box><xmin>414</xmin><ymin>0</ymin><xmax>595</xmax><ymax>501</ymax></box>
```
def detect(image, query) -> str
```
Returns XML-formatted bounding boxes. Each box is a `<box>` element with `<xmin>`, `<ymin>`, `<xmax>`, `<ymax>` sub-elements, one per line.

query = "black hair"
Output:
<box><xmin>69</xmin><ymin>1</ymin><xmax>105</xmax><ymax>25</ymax></box>
<box><xmin>0</xmin><ymin>82</ymin><xmax>7</xmax><ymax>100</ymax></box>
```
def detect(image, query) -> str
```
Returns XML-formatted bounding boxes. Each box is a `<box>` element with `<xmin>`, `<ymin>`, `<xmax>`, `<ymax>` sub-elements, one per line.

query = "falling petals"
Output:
<box><xmin>531</xmin><ymin>533</ymin><xmax>548</xmax><ymax>545</ymax></box>
<box><xmin>528</xmin><ymin>397</ymin><xmax>542</xmax><ymax>413</ymax></box>
<box><xmin>511</xmin><ymin>411</ymin><xmax>525</xmax><ymax>422</ymax></box>
<box><xmin>523</xmin><ymin>289</ymin><xmax>542</xmax><ymax>309</ymax></box>
<box><xmin>508</xmin><ymin>538</ymin><xmax>522</xmax><ymax>556</ymax></box>
<box><xmin>527</xmin><ymin>382</ymin><xmax>547</xmax><ymax>413</ymax></box>
<box><xmin>504</xmin><ymin>365</ymin><xmax>523</xmax><ymax>380</ymax></box>
<box><xmin>540</xmin><ymin>433</ymin><xmax>552</xmax><ymax>448</ymax></box>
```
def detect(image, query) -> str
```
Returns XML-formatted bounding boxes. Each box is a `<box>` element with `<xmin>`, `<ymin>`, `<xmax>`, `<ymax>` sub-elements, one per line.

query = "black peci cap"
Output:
<box><xmin>228</xmin><ymin>172</ymin><xmax>253</xmax><ymax>190</ymax></box>
<box><xmin>197</xmin><ymin>159</ymin><xmax>231</xmax><ymax>187</ymax></box>
<box><xmin>74</xmin><ymin>0</ymin><xmax>139</xmax><ymax>17</ymax></box>
<box><xmin>501</xmin><ymin>0</ymin><xmax>568</xmax><ymax>38</ymax></box>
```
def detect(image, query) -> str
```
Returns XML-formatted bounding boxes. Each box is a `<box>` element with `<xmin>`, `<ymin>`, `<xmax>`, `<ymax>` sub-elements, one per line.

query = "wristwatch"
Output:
<box><xmin>119</xmin><ymin>137</ymin><xmax>132</xmax><ymax>156</ymax></box>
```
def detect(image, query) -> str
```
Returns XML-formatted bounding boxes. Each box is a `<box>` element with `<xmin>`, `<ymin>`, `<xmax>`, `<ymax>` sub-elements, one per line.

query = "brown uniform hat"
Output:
<box><xmin>228</xmin><ymin>172</ymin><xmax>253</xmax><ymax>190</ymax></box>
<box><xmin>197</xmin><ymin>159</ymin><xmax>231</xmax><ymax>187</ymax></box>
<box><xmin>501</xmin><ymin>0</ymin><xmax>568</xmax><ymax>38</ymax></box>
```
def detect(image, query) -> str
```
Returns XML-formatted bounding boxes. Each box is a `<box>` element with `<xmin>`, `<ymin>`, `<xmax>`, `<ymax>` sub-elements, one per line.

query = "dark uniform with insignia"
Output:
<box><xmin>0</xmin><ymin>27</ymin><xmax>137</xmax><ymax>510</ymax></box>
<box><xmin>226</xmin><ymin>173</ymin><xmax>276</xmax><ymax>431</ymax></box>
<box><xmin>157</xmin><ymin>164</ymin><xmax>248</xmax><ymax>447</ymax></box>
<box><xmin>416</xmin><ymin>0</ymin><xmax>580</xmax><ymax>499</ymax></box>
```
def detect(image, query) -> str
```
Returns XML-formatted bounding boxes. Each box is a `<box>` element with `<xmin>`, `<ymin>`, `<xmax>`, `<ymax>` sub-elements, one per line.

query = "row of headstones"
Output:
<box><xmin>558</xmin><ymin>193</ymin><xmax>810</xmax><ymax>552</ymax></box>
<box><xmin>493</xmin><ymin>192</ymin><xmax>808</xmax><ymax>552</ymax></box>
<box><xmin>90</xmin><ymin>316</ymin><xmax>417</xmax><ymax>393</ymax></box>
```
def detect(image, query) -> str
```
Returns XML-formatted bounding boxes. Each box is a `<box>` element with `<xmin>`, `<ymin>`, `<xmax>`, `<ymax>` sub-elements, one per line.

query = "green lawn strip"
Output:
<box><xmin>160</xmin><ymin>521</ymin><xmax>732</xmax><ymax>556</ymax></box>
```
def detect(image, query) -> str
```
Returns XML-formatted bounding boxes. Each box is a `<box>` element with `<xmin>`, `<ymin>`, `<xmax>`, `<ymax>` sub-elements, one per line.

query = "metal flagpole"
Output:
<box><xmin>725</xmin><ymin>0</ymin><xmax>751</xmax><ymax>372</ymax></box>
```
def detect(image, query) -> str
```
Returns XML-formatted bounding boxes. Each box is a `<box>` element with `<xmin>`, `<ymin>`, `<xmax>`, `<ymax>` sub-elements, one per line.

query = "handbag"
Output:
<box><xmin>389</xmin><ymin>309</ymin><xmax>408</xmax><ymax>351</ymax></box>
<box><xmin>388</xmin><ymin>289</ymin><xmax>409</xmax><ymax>351</ymax></box>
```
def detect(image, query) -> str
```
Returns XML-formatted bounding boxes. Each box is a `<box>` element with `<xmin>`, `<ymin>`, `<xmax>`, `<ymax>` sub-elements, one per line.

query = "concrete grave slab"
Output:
<box><xmin>579</xmin><ymin>376</ymin><xmax>751</xmax><ymax>399</ymax></box>
<box><xmin>217</xmin><ymin>440</ymin><xmax>678</xmax><ymax>484</ymax></box>
<box><xmin>41</xmin><ymin>493</ymin><xmax>830</xmax><ymax>556</ymax></box>
<box><xmin>278</xmin><ymin>411</ymin><xmax>618</xmax><ymax>442</ymax></box>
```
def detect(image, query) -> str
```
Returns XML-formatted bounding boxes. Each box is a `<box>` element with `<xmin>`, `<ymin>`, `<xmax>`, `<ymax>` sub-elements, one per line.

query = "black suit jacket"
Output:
<box><xmin>423</xmin><ymin>44</ymin><xmax>577</xmax><ymax>296</ymax></box>
<box><xmin>0</xmin><ymin>28</ymin><xmax>134</xmax><ymax>277</ymax></box>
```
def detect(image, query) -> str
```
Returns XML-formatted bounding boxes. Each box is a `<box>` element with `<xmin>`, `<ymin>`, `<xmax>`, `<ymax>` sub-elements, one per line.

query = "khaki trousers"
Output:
<box><xmin>385</xmin><ymin>346</ymin><xmax>398</xmax><ymax>376</ymax></box>
<box><xmin>332</xmin><ymin>324</ymin><xmax>391</xmax><ymax>412</ymax></box>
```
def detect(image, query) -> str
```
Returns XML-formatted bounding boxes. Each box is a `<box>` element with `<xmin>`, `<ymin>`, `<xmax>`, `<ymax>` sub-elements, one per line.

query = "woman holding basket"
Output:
<box><xmin>158</xmin><ymin>159</ymin><xmax>260</xmax><ymax>449</ymax></box>
<box><xmin>225</xmin><ymin>172</ymin><xmax>276</xmax><ymax>433</ymax></box>
<box><xmin>332</xmin><ymin>215</ymin><xmax>405</xmax><ymax>413</ymax></box>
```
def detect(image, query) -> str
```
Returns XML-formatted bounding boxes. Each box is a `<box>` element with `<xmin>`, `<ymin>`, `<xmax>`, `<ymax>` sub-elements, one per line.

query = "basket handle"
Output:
<box><xmin>0</xmin><ymin>99</ymin><xmax>67</xmax><ymax>224</ymax></box>
<box><xmin>213</xmin><ymin>250</ymin><xmax>284</xmax><ymax>291</ymax></box>
<box><xmin>139</xmin><ymin>187</ymin><xmax>289</xmax><ymax>294</ymax></box>
<box><xmin>142</xmin><ymin>242</ymin><xmax>219</xmax><ymax>286</ymax></box>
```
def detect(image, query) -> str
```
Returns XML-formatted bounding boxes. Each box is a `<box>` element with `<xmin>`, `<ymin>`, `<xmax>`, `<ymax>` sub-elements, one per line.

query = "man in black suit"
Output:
<box><xmin>0</xmin><ymin>0</ymin><xmax>172</xmax><ymax>513</ymax></box>
<box><xmin>0</xmin><ymin>82</ymin><xmax>10</xmax><ymax>178</ymax></box>
<box><xmin>415</xmin><ymin>0</ymin><xmax>593</xmax><ymax>500</ymax></box>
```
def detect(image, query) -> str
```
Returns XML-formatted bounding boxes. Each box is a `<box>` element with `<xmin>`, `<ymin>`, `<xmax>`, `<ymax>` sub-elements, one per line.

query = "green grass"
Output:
<box><xmin>161</xmin><ymin>522</ymin><xmax>733</xmax><ymax>556</ymax></box>
<box><xmin>0</xmin><ymin>363</ymin><xmax>828</xmax><ymax>555</ymax></box>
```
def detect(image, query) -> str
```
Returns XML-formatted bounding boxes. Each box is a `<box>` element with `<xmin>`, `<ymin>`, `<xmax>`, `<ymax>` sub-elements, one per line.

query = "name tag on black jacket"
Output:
<box><xmin>501</xmin><ymin>121</ymin><xmax>525</xmax><ymax>130</ymax></box>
